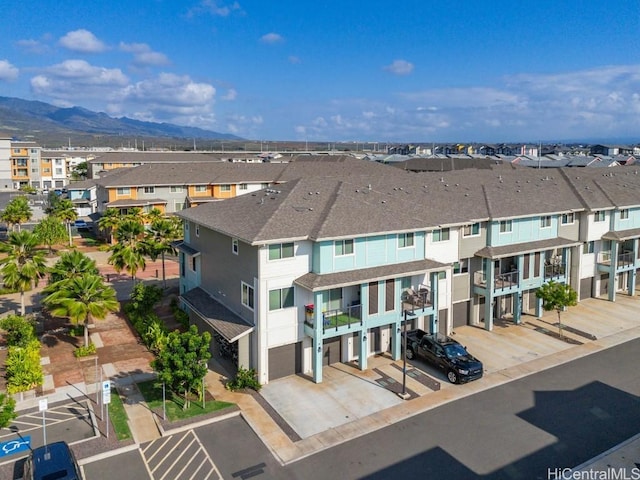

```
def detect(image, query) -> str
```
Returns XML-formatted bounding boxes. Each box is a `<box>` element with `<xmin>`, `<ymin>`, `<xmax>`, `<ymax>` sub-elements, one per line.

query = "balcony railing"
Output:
<box><xmin>597</xmin><ymin>251</ymin><xmax>635</xmax><ymax>268</ymax></box>
<box><xmin>544</xmin><ymin>263</ymin><xmax>566</xmax><ymax>280</ymax></box>
<box><xmin>494</xmin><ymin>271</ymin><xmax>518</xmax><ymax>290</ymax></box>
<box><xmin>401</xmin><ymin>285</ymin><xmax>432</xmax><ymax>310</ymax></box>
<box><xmin>304</xmin><ymin>304</ymin><xmax>362</xmax><ymax>331</ymax></box>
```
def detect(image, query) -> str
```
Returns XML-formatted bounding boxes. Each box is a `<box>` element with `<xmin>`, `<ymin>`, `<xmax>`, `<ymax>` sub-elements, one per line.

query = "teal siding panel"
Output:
<box><xmin>491</xmin><ymin>216</ymin><xmax>559</xmax><ymax>247</ymax></box>
<box><xmin>365</xmin><ymin>236</ymin><xmax>387</xmax><ymax>267</ymax></box>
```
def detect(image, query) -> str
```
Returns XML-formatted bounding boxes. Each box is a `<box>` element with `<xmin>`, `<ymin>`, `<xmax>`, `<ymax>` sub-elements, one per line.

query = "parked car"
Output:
<box><xmin>74</xmin><ymin>219</ymin><xmax>89</xmax><ymax>230</ymax></box>
<box><xmin>402</xmin><ymin>329</ymin><xmax>483</xmax><ymax>384</ymax></box>
<box><xmin>23</xmin><ymin>441</ymin><xmax>82</xmax><ymax>480</ymax></box>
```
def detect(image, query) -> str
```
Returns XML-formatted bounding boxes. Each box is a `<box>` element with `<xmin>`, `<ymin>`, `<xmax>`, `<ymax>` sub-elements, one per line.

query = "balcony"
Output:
<box><xmin>304</xmin><ymin>304</ymin><xmax>363</xmax><ymax>332</ymax></box>
<box><xmin>474</xmin><ymin>271</ymin><xmax>519</xmax><ymax>291</ymax></box>
<box><xmin>544</xmin><ymin>262</ymin><xmax>566</xmax><ymax>280</ymax></box>
<box><xmin>597</xmin><ymin>251</ymin><xmax>635</xmax><ymax>269</ymax></box>
<box><xmin>401</xmin><ymin>285</ymin><xmax>432</xmax><ymax>310</ymax></box>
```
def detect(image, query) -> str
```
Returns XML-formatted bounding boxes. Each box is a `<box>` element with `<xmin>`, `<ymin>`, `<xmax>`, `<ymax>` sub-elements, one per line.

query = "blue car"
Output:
<box><xmin>74</xmin><ymin>219</ymin><xmax>89</xmax><ymax>230</ymax></box>
<box><xmin>23</xmin><ymin>441</ymin><xmax>82</xmax><ymax>480</ymax></box>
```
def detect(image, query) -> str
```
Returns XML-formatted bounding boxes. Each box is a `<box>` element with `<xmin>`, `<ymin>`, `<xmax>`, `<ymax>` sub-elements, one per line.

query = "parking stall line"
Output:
<box><xmin>144</xmin><ymin>435</ymin><xmax>181</xmax><ymax>465</ymax></box>
<box><xmin>155</xmin><ymin>434</ymin><xmax>197</xmax><ymax>479</ymax></box>
<box><xmin>192</xmin><ymin>430</ymin><xmax>222</xmax><ymax>480</ymax></box>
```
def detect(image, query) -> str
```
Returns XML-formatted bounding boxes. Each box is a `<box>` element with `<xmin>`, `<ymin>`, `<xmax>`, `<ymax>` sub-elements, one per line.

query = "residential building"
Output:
<box><xmin>173</xmin><ymin>164</ymin><xmax>640</xmax><ymax>386</ymax></box>
<box><xmin>0</xmin><ymin>137</ymin><xmax>11</xmax><ymax>189</ymax></box>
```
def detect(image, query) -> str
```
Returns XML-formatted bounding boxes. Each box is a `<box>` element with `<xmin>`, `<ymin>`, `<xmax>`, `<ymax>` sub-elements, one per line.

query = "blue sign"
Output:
<box><xmin>0</xmin><ymin>436</ymin><xmax>31</xmax><ymax>457</ymax></box>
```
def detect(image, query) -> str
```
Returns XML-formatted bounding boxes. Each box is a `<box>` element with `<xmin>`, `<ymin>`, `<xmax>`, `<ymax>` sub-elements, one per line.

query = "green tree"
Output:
<box><xmin>0</xmin><ymin>393</ymin><xmax>17</xmax><ymax>430</ymax></box>
<box><xmin>48</xmin><ymin>250</ymin><xmax>99</xmax><ymax>285</ymax></box>
<box><xmin>97</xmin><ymin>208</ymin><xmax>122</xmax><ymax>244</ymax></box>
<box><xmin>42</xmin><ymin>274</ymin><xmax>119</xmax><ymax>347</ymax></box>
<box><xmin>0</xmin><ymin>196</ymin><xmax>32</xmax><ymax>232</ymax></box>
<box><xmin>109</xmin><ymin>219</ymin><xmax>146</xmax><ymax>282</ymax></box>
<box><xmin>70</xmin><ymin>161</ymin><xmax>88</xmax><ymax>181</ymax></box>
<box><xmin>143</xmin><ymin>217</ymin><xmax>182</xmax><ymax>288</ymax></box>
<box><xmin>151</xmin><ymin>325</ymin><xmax>211</xmax><ymax>409</ymax></box>
<box><xmin>0</xmin><ymin>314</ymin><xmax>36</xmax><ymax>347</ymax></box>
<box><xmin>536</xmin><ymin>280</ymin><xmax>578</xmax><ymax>337</ymax></box>
<box><xmin>0</xmin><ymin>231</ymin><xmax>48</xmax><ymax>315</ymax></box>
<box><xmin>50</xmin><ymin>198</ymin><xmax>78</xmax><ymax>246</ymax></box>
<box><xmin>6</xmin><ymin>339</ymin><xmax>43</xmax><ymax>395</ymax></box>
<box><xmin>33</xmin><ymin>215</ymin><xmax>67</xmax><ymax>254</ymax></box>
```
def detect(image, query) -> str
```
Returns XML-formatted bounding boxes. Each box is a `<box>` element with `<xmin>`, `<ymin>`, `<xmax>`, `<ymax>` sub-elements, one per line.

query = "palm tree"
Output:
<box><xmin>0</xmin><ymin>231</ymin><xmax>47</xmax><ymax>315</ymax></box>
<box><xmin>143</xmin><ymin>217</ymin><xmax>182</xmax><ymax>288</ymax></box>
<box><xmin>124</xmin><ymin>207</ymin><xmax>145</xmax><ymax>225</ymax></box>
<box><xmin>145</xmin><ymin>207</ymin><xmax>163</xmax><ymax>225</ymax></box>
<box><xmin>33</xmin><ymin>215</ymin><xmax>67</xmax><ymax>255</ymax></box>
<box><xmin>1</xmin><ymin>196</ymin><xmax>32</xmax><ymax>232</ymax></box>
<box><xmin>43</xmin><ymin>274</ymin><xmax>118</xmax><ymax>347</ymax></box>
<box><xmin>108</xmin><ymin>219</ymin><xmax>146</xmax><ymax>282</ymax></box>
<box><xmin>97</xmin><ymin>208</ymin><xmax>122</xmax><ymax>244</ymax></box>
<box><xmin>51</xmin><ymin>198</ymin><xmax>78</xmax><ymax>247</ymax></box>
<box><xmin>47</xmin><ymin>250</ymin><xmax>99</xmax><ymax>285</ymax></box>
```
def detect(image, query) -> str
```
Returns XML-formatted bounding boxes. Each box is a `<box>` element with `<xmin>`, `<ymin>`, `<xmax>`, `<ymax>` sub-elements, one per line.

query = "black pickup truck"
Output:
<box><xmin>402</xmin><ymin>329</ymin><xmax>483</xmax><ymax>384</ymax></box>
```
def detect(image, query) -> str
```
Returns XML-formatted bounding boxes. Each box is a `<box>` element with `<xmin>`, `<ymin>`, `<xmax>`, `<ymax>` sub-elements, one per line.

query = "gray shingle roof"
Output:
<box><xmin>294</xmin><ymin>258</ymin><xmax>447</xmax><ymax>292</ymax></box>
<box><xmin>475</xmin><ymin>237</ymin><xmax>582</xmax><ymax>259</ymax></box>
<box><xmin>181</xmin><ymin>287</ymin><xmax>253</xmax><ymax>342</ymax></box>
<box><xmin>602</xmin><ymin>227</ymin><xmax>640</xmax><ymax>241</ymax></box>
<box><xmin>106</xmin><ymin>198</ymin><xmax>167</xmax><ymax>207</ymax></box>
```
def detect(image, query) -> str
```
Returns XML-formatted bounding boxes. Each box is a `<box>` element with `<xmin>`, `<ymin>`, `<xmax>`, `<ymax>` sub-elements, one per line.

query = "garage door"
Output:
<box><xmin>452</xmin><ymin>301</ymin><xmax>469</xmax><ymax>328</ymax></box>
<box><xmin>600</xmin><ymin>274</ymin><xmax>609</xmax><ymax>296</ymax></box>
<box><xmin>268</xmin><ymin>343</ymin><xmax>302</xmax><ymax>381</ymax></box>
<box><xmin>580</xmin><ymin>277</ymin><xmax>593</xmax><ymax>300</ymax></box>
<box><xmin>322</xmin><ymin>337</ymin><xmax>341</xmax><ymax>366</ymax></box>
<box><xmin>438</xmin><ymin>309</ymin><xmax>448</xmax><ymax>335</ymax></box>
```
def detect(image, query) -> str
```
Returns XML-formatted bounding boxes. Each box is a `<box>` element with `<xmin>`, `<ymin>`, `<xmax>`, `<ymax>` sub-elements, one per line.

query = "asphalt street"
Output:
<box><xmin>78</xmin><ymin>338</ymin><xmax>640</xmax><ymax>480</ymax></box>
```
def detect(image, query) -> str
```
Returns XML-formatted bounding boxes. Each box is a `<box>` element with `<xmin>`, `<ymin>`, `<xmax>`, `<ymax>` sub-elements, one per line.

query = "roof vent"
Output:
<box><xmin>368</xmin><ymin>184</ymin><xmax>372</xmax><ymax>190</ymax></box>
<box><xmin>440</xmin><ymin>177</ymin><xmax>444</xmax><ymax>182</ymax></box>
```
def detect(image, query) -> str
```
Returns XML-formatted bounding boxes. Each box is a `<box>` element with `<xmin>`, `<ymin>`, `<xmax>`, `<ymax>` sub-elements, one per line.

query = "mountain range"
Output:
<box><xmin>0</xmin><ymin>96</ymin><xmax>242</xmax><ymax>147</ymax></box>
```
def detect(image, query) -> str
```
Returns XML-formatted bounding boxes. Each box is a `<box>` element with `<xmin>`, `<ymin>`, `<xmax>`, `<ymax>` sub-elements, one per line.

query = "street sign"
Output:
<box><xmin>0</xmin><ymin>436</ymin><xmax>31</xmax><ymax>458</ymax></box>
<box><xmin>38</xmin><ymin>398</ymin><xmax>48</xmax><ymax>412</ymax></box>
<box><xmin>102</xmin><ymin>380</ymin><xmax>111</xmax><ymax>404</ymax></box>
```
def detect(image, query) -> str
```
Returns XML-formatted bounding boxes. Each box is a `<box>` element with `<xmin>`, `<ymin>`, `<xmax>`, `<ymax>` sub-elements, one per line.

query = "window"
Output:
<box><xmin>239</xmin><ymin>184</ymin><xmax>248</xmax><ymax>191</ymax></box>
<box><xmin>584</xmin><ymin>241</ymin><xmax>594</xmax><ymax>254</ymax></box>
<box><xmin>170</xmin><ymin>186</ymin><xmax>183</xmax><ymax>193</ymax></box>
<box><xmin>261</xmin><ymin>183</ymin><xmax>268</xmax><ymax>189</ymax></box>
<box><xmin>540</xmin><ymin>216</ymin><xmax>551</xmax><ymax>228</ymax></box>
<box><xmin>242</xmin><ymin>282</ymin><xmax>254</xmax><ymax>310</ymax></box>
<box><xmin>174</xmin><ymin>202</ymin><xmax>184</xmax><ymax>211</ymax></box>
<box><xmin>43</xmin><ymin>168</ymin><xmax>50</xmax><ymax>173</ymax></box>
<box><xmin>400</xmin><ymin>277</ymin><xmax>412</xmax><ymax>291</ymax></box>
<box><xmin>269</xmin><ymin>287</ymin><xmax>294</xmax><ymax>310</ymax></box>
<box><xmin>335</xmin><ymin>239</ymin><xmax>354</xmax><ymax>256</ymax></box>
<box><xmin>561</xmin><ymin>213</ymin><xmax>575</xmax><ymax>225</ymax></box>
<box><xmin>220</xmin><ymin>184</ymin><xmax>231</xmax><ymax>192</ymax></box>
<box><xmin>269</xmin><ymin>242</ymin><xmax>294</xmax><ymax>260</ymax></box>
<box><xmin>195</xmin><ymin>225</ymin><xmax>199</xmax><ymax>237</ymax></box>
<box><xmin>232</xmin><ymin>238</ymin><xmax>239</xmax><ymax>255</ymax></box>
<box><xmin>143</xmin><ymin>186</ymin><xmax>155</xmax><ymax>194</ymax></box>
<box><xmin>499</xmin><ymin>220</ymin><xmax>512</xmax><ymax>233</ymax></box>
<box><xmin>463</xmin><ymin>223</ymin><xmax>480</xmax><ymax>237</ymax></box>
<box><xmin>31</xmin><ymin>168</ymin><xmax>38</xmax><ymax>173</ymax></box>
<box><xmin>594</xmin><ymin>210</ymin><xmax>606</xmax><ymax>222</ymax></box>
<box><xmin>432</xmin><ymin>228</ymin><xmax>450</xmax><ymax>242</ymax></box>
<box><xmin>398</xmin><ymin>232</ymin><xmax>414</xmax><ymax>248</ymax></box>
<box><xmin>195</xmin><ymin>185</ymin><xmax>208</xmax><ymax>192</ymax></box>
<box><xmin>116</xmin><ymin>187</ymin><xmax>130</xmax><ymax>196</ymax></box>
<box><xmin>191</xmin><ymin>256</ymin><xmax>196</xmax><ymax>271</ymax></box>
<box><xmin>453</xmin><ymin>259</ymin><xmax>469</xmax><ymax>274</ymax></box>
<box><xmin>437</xmin><ymin>271</ymin><xmax>446</xmax><ymax>280</ymax></box>
<box><xmin>55</xmin><ymin>168</ymin><xmax>63</xmax><ymax>175</ymax></box>
<box><xmin>620</xmin><ymin>209</ymin><xmax>629</xmax><ymax>220</ymax></box>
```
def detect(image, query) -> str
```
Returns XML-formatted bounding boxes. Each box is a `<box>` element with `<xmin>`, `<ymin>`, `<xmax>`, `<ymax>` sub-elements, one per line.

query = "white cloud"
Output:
<box><xmin>122</xmin><ymin>73</ymin><xmax>215</xmax><ymax>108</ymax></box>
<box><xmin>0</xmin><ymin>60</ymin><xmax>19</xmax><ymax>81</ymax></box>
<box><xmin>221</xmin><ymin>88</ymin><xmax>237</xmax><ymax>100</ymax></box>
<box><xmin>226</xmin><ymin>114</ymin><xmax>262</xmax><ymax>136</ymax></box>
<box><xmin>187</xmin><ymin>1</ymin><xmax>242</xmax><ymax>17</ymax></box>
<box><xmin>260</xmin><ymin>33</ymin><xmax>284</xmax><ymax>44</ymax></box>
<box><xmin>59</xmin><ymin>29</ymin><xmax>107</xmax><ymax>53</ymax></box>
<box><xmin>383</xmin><ymin>59</ymin><xmax>414</xmax><ymax>76</ymax></box>
<box><xmin>15</xmin><ymin>39</ymin><xmax>50</xmax><ymax>55</ymax></box>
<box><xmin>119</xmin><ymin>42</ymin><xmax>170</xmax><ymax>67</ymax></box>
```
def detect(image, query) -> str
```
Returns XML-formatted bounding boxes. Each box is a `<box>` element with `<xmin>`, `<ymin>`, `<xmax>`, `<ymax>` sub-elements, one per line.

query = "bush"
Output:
<box><xmin>226</xmin><ymin>367</ymin><xmax>261</xmax><ymax>392</ymax></box>
<box><xmin>68</xmin><ymin>324</ymin><xmax>84</xmax><ymax>337</ymax></box>
<box><xmin>73</xmin><ymin>343</ymin><xmax>97</xmax><ymax>358</ymax></box>
<box><xmin>0</xmin><ymin>315</ymin><xmax>36</xmax><ymax>347</ymax></box>
<box><xmin>129</xmin><ymin>283</ymin><xmax>163</xmax><ymax>313</ymax></box>
<box><xmin>6</xmin><ymin>340</ymin><xmax>44</xmax><ymax>394</ymax></box>
<box><xmin>173</xmin><ymin>308</ymin><xmax>189</xmax><ymax>329</ymax></box>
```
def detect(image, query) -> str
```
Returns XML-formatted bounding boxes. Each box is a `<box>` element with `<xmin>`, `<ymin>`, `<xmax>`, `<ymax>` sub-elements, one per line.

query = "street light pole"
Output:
<box><xmin>402</xmin><ymin>308</ymin><xmax>408</xmax><ymax>397</ymax></box>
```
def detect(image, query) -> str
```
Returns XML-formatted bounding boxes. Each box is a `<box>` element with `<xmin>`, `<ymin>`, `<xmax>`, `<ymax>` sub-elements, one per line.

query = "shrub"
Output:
<box><xmin>173</xmin><ymin>308</ymin><xmax>189</xmax><ymax>329</ymax></box>
<box><xmin>6</xmin><ymin>340</ymin><xmax>44</xmax><ymax>394</ymax></box>
<box><xmin>226</xmin><ymin>367</ymin><xmax>261</xmax><ymax>392</ymax></box>
<box><xmin>74</xmin><ymin>343</ymin><xmax>97</xmax><ymax>358</ymax></box>
<box><xmin>129</xmin><ymin>283</ymin><xmax>163</xmax><ymax>313</ymax></box>
<box><xmin>0</xmin><ymin>315</ymin><xmax>36</xmax><ymax>347</ymax></box>
<box><xmin>68</xmin><ymin>324</ymin><xmax>84</xmax><ymax>337</ymax></box>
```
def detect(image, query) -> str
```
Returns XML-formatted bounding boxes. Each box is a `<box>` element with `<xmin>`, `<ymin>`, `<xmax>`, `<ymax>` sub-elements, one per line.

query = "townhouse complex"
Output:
<box><xmin>170</xmin><ymin>157</ymin><xmax>640</xmax><ymax>385</ymax></box>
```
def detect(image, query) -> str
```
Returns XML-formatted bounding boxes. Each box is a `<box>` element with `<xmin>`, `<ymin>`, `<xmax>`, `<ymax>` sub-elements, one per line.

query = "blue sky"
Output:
<box><xmin>1</xmin><ymin>0</ymin><xmax>639</xmax><ymax>143</ymax></box>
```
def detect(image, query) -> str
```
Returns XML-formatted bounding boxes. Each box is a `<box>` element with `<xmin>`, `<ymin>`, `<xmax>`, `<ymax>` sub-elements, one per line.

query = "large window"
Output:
<box><xmin>239</xmin><ymin>184</ymin><xmax>248</xmax><ymax>191</ymax></box>
<box><xmin>454</xmin><ymin>259</ymin><xmax>469</xmax><ymax>274</ymax></box>
<box><xmin>463</xmin><ymin>223</ymin><xmax>480</xmax><ymax>237</ymax></box>
<box><xmin>561</xmin><ymin>213</ymin><xmax>575</xmax><ymax>225</ymax></box>
<box><xmin>220</xmin><ymin>184</ymin><xmax>231</xmax><ymax>192</ymax></box>
<box><xmin>432</xmin><ymin>228</ymin><xmax>450</xmax><ymax>242</ymax></box>
<box><xmin>540</xmin><ymin>216</ymin><xmax>551</xmax><ymax>228</ymax></box>
<box><xmin>143</xmin><ymin>186</ymin><xmax>155</xmax><ymax>194</ymax></box>
<box><xmin>398</xmin><ymin>233</ymin><xmax>414</xmax><ymax>248</ymax></box>
<box><xmin>269</xmin><ymin>287</ymin><xmax>294</xmax><ymax>310</ymax></box>
<box><xmin>499</xmin><ymin>220</ymin><xmax>512</xmax><ymax>233</ymax></box>
<box><xmin>242</xmin><ymin>282</ymin><xmax>254</xmax><ymax>310</ymax></box>
<box><xmin>116</xmin><ymin>187</ymin><xmax>130</xmax><ymax>196</ymax></box>
<box><xmin>335</xmin><ymin>239</ymin><xmax>354</xmax><ymax>256</ymax></box>
<box><xmin>584</xmin><ymin>241</ymin><xmax>594</xmax><ymax>254</ymax></box>
<box><xmin>594</xmin><ymin>210</ymin><xmax>606</xmax><ymax>222</ymax></box>
<box><xmin>269</xmin><ymin>242</ymin><xmax>294</xmax><ymax>260</ymax></box>
<box><xmin>170</xmin><ymin>186</ymin><xmax>183</xmax><ymax>193</ymax></box>
<box><xmin>195</xmin><ymin>185</ymin><xmax>208</xmax><ymax>193</ymax></box>
<box><xmin>620</xmin><ymin>209</ymin><xmax>629</xmax><ymax>220</ymax></box>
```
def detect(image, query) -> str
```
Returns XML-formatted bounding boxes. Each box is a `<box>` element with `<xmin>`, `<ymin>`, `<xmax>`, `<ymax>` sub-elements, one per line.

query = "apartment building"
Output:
<box><xmin>0</xmin><ymin>137</ymin><xmax>11</xmax><ymax>189</ymax></box>
<box><xmin>173</xmin><ymin>164</ymin><xmax>640</xmax><ymax>386</ymax></box>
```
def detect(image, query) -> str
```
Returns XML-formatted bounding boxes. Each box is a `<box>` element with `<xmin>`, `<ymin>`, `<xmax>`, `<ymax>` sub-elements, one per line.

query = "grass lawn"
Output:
<box><xmin>137</xmin><ymin>380</ymin><xmax>234</xmax><ymax>422</ymax></box>
<box><xmin>108</xmin><ymin>388</ymin><xmax>133</xmax><ymax>441</ymax></box>
<box><xmin>324</xmin><ymin>313</ymin><xmax>361</xmax><ymax>328</ymax></box>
